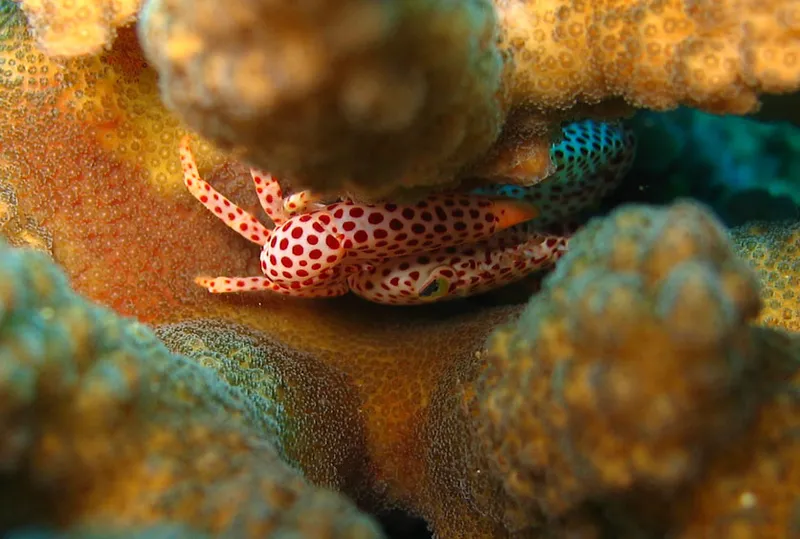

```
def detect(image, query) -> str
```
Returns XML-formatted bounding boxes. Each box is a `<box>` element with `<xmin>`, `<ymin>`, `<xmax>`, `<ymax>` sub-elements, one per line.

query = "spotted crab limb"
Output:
<box><xmin>347</xmin><ymin>225</ymin><xmax>569</xmax><ymax>305</ymax></box>
<box><xmin>250</xmin><ymin>169</ymin><xmax>289</xmax><ymax>225</ymax></box>
<box><xmin>318</xmin><ymin>195</ymin><xmax>539</xmax><ymax>262</ymax></box>
<box><xmin>180</xmin><ymin>136</ymin><xmax>272</xmax><ymax>246</ymax></box>
<box><xmin>194</xmin><ymin>275</ymin><xmax>349</xmax><ymax>297</ymax></box>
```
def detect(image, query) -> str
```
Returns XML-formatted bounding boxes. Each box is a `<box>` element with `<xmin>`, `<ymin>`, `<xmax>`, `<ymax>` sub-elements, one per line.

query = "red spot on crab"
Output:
<box><xmin>326</xmin><ymin>235</ymin><xmax>341</xmax><ymax>249</ymax></box>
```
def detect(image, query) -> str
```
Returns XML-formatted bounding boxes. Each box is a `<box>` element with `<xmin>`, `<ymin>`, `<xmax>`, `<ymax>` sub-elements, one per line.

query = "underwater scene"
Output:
<box><xmin>0</xmin><ymin>0</ymin><xmax>799</xmax><ymax>538</ymax></box>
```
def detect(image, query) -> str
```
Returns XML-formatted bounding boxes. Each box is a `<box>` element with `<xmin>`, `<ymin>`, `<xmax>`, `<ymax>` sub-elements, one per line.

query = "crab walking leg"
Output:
<box><xmin>347</xmin><ymin>223</ymin><xmax>569</xmax><ymax>305</ymax></box>
<box><xmin>195</xmin><ymin>274</ymin><xmax>349</xmax><ymax>297</ymax></box>
<box><xmin>180</xmin><ymin>136</ymin><xmax>273</xmax><ymax>246</ymax></box>
<box><xmin>250</xmin><ymin>169</ymin><xmax>290</xmax><ymax>225</ymax></box>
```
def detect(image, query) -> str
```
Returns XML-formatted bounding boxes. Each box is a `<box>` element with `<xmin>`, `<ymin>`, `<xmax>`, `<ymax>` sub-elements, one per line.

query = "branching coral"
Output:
<box><xmin>0</xmin><ymin>240</ymin><xmax>384</xmax><ymax>538</ymax></box>
<box><xmin>463</xmin><ymin>201</ymin><xmax>764</xmax><ymax>530</ymax></box>
<box><xmin>137</xmin><ymin>0</ymin><xmax>800</xmax><ymax>199</ymax></box>
<box><xmin>153</xmin><ymin>318</ymin><xmax>375</xmax><ymax>498</ymax></box>
<box><xmin>137</xmin><ymin>0</ymin><xmax>506</xmax><ymax>200</ymax></box>
<box><xmin>0</xmin><ymin>6</ymin><xmax>514</xmax><ymax>350</ymax></box>
<box><xmin>2</xmin><ymin>4</ymin><xmax>800</xmax><ymax>539</ymax></box>
<box><xmin>16</xmin><ymin>0</ymin><xmax>141</xmax><ymax>57</ymax></box>
<box><xmin>374</xmin><ymin>202</ymin><xmax>797</xmax><ymax>539</ymax></box>
<box><xmin>498</xmin><ymin>0</ymin><xmax>800</xmax><ymax>113</ymax></box>
<box><xmin>731</xmin><ymin>220</ymin><xmax>800</xmax><ymax>332</ymax></box>
<box><xmin>644</xmin><ymin>326</ymin><xmax>800</xmax><ymax>539</ymax></box>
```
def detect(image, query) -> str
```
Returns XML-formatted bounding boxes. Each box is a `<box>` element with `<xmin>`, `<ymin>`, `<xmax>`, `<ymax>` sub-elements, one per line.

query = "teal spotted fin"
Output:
<box><xmin>473</xmin><ymin>120</ymin><xmax>636</xmax><ymax>226</ymax></box>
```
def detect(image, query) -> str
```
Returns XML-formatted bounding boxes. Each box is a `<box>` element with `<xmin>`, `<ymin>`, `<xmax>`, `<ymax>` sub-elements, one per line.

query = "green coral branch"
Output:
<box><xmin>0</xmin><ymin>241</ymin><xmax>384</xmax><ymax>538</ymax></box>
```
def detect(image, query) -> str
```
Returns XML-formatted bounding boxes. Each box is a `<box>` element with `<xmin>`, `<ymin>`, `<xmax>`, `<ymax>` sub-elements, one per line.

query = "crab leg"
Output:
<box><xmin>180</xmin><ymin>136</ymin><xmax>272</xmax><ymax>246</ymax></box>
<box><xmin>250</xmin><ymin>169</ymin><xmax>326</xmax><ymax>224</ymax></box>
<box><xmin>195</xmin><ymin>274</ymin><xmax>349</xmax><ymax>297</ymax></box>
<box><xmin>347</xmin><ymin>223</ymin><xmax>569</xmax><ymax>305</ymax></box>
<box><xmin>250</xmin><ymin>169</ymin><xmax>290</xmax><ymax>225</ymax></box>
<box><xmin>320</xmin><ymin>195</ymin><xmax>539</xmax><ymax>261</ymax></box>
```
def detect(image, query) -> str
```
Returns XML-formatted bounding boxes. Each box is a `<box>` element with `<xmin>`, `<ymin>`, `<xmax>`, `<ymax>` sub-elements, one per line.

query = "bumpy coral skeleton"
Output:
<box><xmin>3</xmin><ymin>4</ymin><xmax>799</xmax><ymax>538</ymax></box>
<box><xmin>137</xmin><ymin>0</ymin><xmax>800</xmax><ymax>200</ymax></box>
<box><xmin>180</xmin><ymin>120</ymin><xmax>634</xmax><ymax>304</ymax></box>
<box><xmin>18</xmin><ymin>0</ymin><xmax>141</xmax><ymax>56</ymax></box>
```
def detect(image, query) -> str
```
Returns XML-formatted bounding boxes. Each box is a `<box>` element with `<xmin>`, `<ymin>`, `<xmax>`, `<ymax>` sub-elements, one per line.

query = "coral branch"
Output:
<box><xmin>137</xmin><ymin>0</ymin><xmax>506</xmax><ymax>199</ymax></box>
<box><xmin>499</xmin><ymin>0</ymin><xmax>800</xmax><ymax>113</ymax></box>
<box><xmin>17</xmin><ymin>0</ymin><xmax>142</xmax><ymax>57</ymax></box>
<box><xmin>0</xmin><ymin>240</ymin><xmax>384</xmax><ymax>538</ymax></box>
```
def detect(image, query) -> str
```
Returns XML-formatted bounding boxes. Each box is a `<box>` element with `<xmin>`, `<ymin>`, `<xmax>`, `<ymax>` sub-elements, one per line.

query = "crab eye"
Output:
<box><xmin>418</xmin><ymin>276</ymin><xmax>450</xmax><ymax>300</ymax></box>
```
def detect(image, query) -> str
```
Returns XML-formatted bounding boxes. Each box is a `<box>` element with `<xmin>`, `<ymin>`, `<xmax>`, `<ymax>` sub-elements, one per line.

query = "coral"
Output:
<box><xmin>137</xmin><ymin>0</ymin><xmax>506</xmax><ymax>200</ymax></box>
<box><xmin>0</xmin><ymin>240</ymin><xmax>384</xmax><ymax>538</ymax></box>
<box><xmin>498</xmin><ymin>0</ymin><xmax>800</xmax><ymax>113</ymax></box>
<box><xmin>731</xmin><ymin>220</ymin><xmax>800</xmax><ymax>332</ymax></box>
<box><xmin>653</xmin><ymin>326</ymin><xmax>800</xmax><ymax>539</ymax></box>
<box><xmin>152</xmin><ymin>318</ymin><xmax>374</xmax><ymax>497</ymax></box>
<box><xmin>137</xmin><ymin>0</ymin><xmax>800</xmax><ymax>199</ymax></box>
<box><xmin>16</xmin><ymin>0</ymin><xmax>142</xmax><ymax>57</ymax></box>
<box><xmin>2</xmin><ymin>5</ymin><xmax>800</xmax><ymax>539</ymax></box>
<box><xmin>462</xmin><ymin>200</ymin><xmax>763</xmax><ymax>531</ymax></box>
<box><xmin>0</xmin><ymin>12</ymin><xmax>519</xmax><ymax>533</ymax></box>
<box><xmin>587</xmin><ymin>326</ymin><xmax>800</xmax><ymax>538</ymax></box>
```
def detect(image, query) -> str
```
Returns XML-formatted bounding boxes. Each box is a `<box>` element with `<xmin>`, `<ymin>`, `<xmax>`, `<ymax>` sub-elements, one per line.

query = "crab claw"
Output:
<box><xmin>492</xmin><ymin>199</ymin><xmax>539</xmax><ymax>230</ymax></box>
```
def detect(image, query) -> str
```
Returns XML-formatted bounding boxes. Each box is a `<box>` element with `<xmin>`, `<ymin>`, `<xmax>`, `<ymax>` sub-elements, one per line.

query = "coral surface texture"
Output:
<box><xmin>0</xmin><ymin>1</ymin><xmax>798</xmax><ymax>538</ymax></box>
